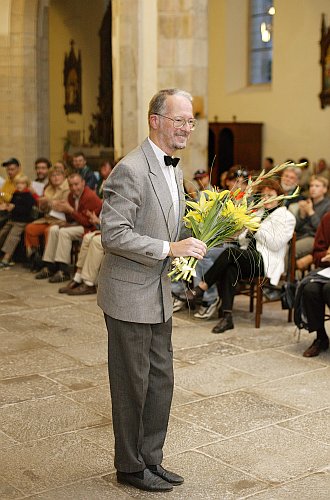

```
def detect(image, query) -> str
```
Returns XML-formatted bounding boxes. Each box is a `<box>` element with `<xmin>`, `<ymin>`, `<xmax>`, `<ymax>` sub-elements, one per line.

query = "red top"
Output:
<box><xmin>67</xmin><ymin>186</ymin><xmax>102</xmax><ymax>231</ymax></box>
<box><xmin>313</xmin><ymin>211</ymin><xmax>330</xmax><ymax>268</ymax></box>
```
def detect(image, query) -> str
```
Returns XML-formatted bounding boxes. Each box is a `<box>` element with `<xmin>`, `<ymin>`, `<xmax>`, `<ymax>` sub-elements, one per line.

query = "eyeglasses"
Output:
<box><xmin>153</xmin><ymin>113</ymin><xmax>197</xmax><ymax>130</ymax></box>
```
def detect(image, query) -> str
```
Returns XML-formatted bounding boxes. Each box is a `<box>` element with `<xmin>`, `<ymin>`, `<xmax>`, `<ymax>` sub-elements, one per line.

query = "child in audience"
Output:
<box><xmin>0</xmin><ymin>174</ymin><xmax>35</xmax><ymax>268</ymax></box>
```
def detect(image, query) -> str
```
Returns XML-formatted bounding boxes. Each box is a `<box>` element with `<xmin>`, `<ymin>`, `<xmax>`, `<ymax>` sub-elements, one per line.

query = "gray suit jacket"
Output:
<box><xmin>97</xmin><ymin>138</ymin><xmax>186</xmax><ymax>323</ymax></box>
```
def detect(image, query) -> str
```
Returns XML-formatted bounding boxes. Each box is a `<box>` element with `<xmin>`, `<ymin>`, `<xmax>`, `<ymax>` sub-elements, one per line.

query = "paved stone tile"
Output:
<box><xmin>0</xmin><ymin>374</ymin><xmax>68</xmax><ymax>406</ymax></box>
<box><xmin>0</xmin><ymin>291</ymin><xmax>16</xmax><ymax>301</ymax></box>
<box><xmin>77</xmin><ymin>424</ymin><xmax>115</xmax><ymax>453</ymax></box>
<box><xmin>278</xmin><ymin>339</ymin><xmax>330</xmax><ymax>366</ymax></box>
<box><xmin>217</xmin><ymin>324</ymin><xmax>298</xmax><ymax>351</ymax></box>
<box><xmin>0</xmin><ymin>348</ymin><xmax>82</xmax><ymax>380</ymax></box>
<box><xmin>56</xmin><ymin>341</ymin><xmax>108</xmax><ymax>366</ymax></box>
<box><xmin>25</xmin><ymin>306</ymin><xmax>104</xmax><ymax>329</ymax></box>
<box><xmin>171</xmin><ymin>323</ymin><xmax>221</xmax><ymax>350</ymax></box>
<box><xmin>171</xmin><ymin>386</ymin><xmax>202</xmax><ymax>407</ymax></box>
<box><xmin>246</xmin><ymin>469</ymin><xmax>330</xmax><ymax>499</ymax></box>
<box><xmin>22</xmin><ymin>294</ymin><xmax>72</xmax><ymax>310</ymax></box>
<box><xmin>164</xmin><ymin>415</ymin><xmax>222</xmax><ymax>457</ymax></box>
<box><xmin>0</xmin><ymin>331</ymin><xmax>49</xmax><ymax>355</ymax></box>
<box><xmin>0</xmin><ymin>434</ymin><xmax>113</xmax><ymax>495</ymax></box>
<box><xmin>30</xmin><ymin>322</ymin><xmax>107</xmax><ymax>348</ymax></box>
<box><xmin>251</xmin><ymin>367</ymin><xmax>330</xmax><ymax>411</ymax></box>
<box><xmin>46</xmin><ymin>364</ymin><xmax>109</xmax><ymax>391</ymax></box>
<box><xmin>25</xmin><ymin>477</ymin><xmax>131</xmax><ymax>499</ymax></box>
<box><xmin>174</xmin><ymin>356</ymin><xmax>266</xmax><ymax>396</ymax></box>
<box><xmin>67</xmin><ymin>385</ymin><xmax>112</xmax><ymax>417</ymax></box>
<box><xmin>0</xmin><ymin>313</ymin><xmax>61</xmax><ymax>336</ymax></box>
<box><xmin>278</xmin><ymin>408</ymin><xmax>330</xmax><ymax>445</ymax></box>
<box><xmin>0</xmin><ymin>395</ymin><xmax>109</xmax><ymax>442</ymax></box>
<box><xmin>0</xmin><ymin>477</ymin><xmax>24</xmax><ymax>499</ymax></box>
<box><xmin>174</xmin><ymin>340</ymin><xmax>248</xmax><ymax>363</ymax></box>
<box><xmin>103</xmin><ymin>450</ymin><xmax>268</xmax><ymax>499</ymax></box>
<box><xmin>0</xmin><ymin>430</ymin><xmax>17</xmax><ymax>448</ymax></box>
<box><xmin>220</xmin><ymin>349</ymin><xmax>324</xmax><ymax>381</ymax></box>
<box><xmin>172</xmin><ymin>391</ymin><xmax>301</xmax><ymax>437</ymax></box>
<box><xmin>201</xmin><ymin>426</ymin><xmax>330</xmax><ymax>483</ymax></box>
<box><xmin>0</xmin><ymin>298</ymin><xmax>30</xmax><ymax>314</ymax></box>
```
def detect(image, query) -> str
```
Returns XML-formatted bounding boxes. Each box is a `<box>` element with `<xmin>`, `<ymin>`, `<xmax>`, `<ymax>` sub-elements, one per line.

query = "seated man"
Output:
<box><xmin>58</xmin><ymin>211</ymin><xmax>103</xmax><ymax>295</ymax></box>
<box><xmin>293</xmin><ymin>175</ymin><xmax>330</xmax><ymax>258</ymax></box>
<box><xmin>0</xmin><ymin>158</ymin><xmax>22</xmax><ymax>228</ymax></box>
<box><xmin>301</xmin><ymin>212</ymin><xmax>330</xmax><ymax>358</ymax></box>
<box><xmin>96</xmin><ymin>160</ymin><xmax>113</xmax><ymax>199</ymax></box>
<box><xmin>72</xmin><ymin>152</ymin><xmax>98</xmax><ymax>190</ymax></box>
<box><xmin>35</xmin><ymin>173</ymin><xmax>102</xmax><ymax>282</ymax></box>
<box><xmin>280</xmin><ymin>165</ymin><xmax>304</xmax><ymax>209</ymax></box>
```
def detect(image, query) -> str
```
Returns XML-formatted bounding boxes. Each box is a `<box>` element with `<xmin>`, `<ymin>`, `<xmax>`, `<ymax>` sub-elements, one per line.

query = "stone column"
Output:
<box><xmin>113</xmin><ymin>0</ymin><xmax>208</xmax><ymax>173</ymax></box>
<box><xmin>0</xmin><ymin>0</ymin><xmax>42</xmax><ymax>178</ymax></box>
<box><xmin>157</xmin><ymin>0</ymin><xmax>208</xmax><ymax>183</ymax></box>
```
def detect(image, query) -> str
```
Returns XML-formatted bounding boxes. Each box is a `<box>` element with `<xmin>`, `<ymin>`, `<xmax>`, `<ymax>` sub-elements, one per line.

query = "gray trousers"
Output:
<box><xmin>104</xmin><ymin>314</ymin><xmax>173</xmax><ymax>473</ymax></box>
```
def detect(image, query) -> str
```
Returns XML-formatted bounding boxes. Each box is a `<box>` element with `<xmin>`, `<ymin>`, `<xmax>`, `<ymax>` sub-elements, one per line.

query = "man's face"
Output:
<box><xmin>35</xmin><ymin>162</ymin><xmax>49</xmax><ymax>181</ymax></box>
<box><xmin>73</xmin><ymin>155</ymin><xmax>86</xmax><ymax>170</ymax></box>
<box><xmin>6</xmin><ymin>164</ymin><xmax>20</xmax><ymax>180</ymax></box>
<box><xmin>281</xmin><ymin>169</ymin><xmax>298</xmax><ymax>191</ymax></box>
<box><xmin>68</xmin><ymin>176</ymin><xmax>85</xmax><ymax>197</ymax></box>
<box><xmin>309</xmin><ymin>180</ymin><xmax>327</xmax><ymax>200</ymax></box>
<box><xmin>150</xmin><ymin>95</ymin><xmax>194</xmax><ymax>155</ymax></box>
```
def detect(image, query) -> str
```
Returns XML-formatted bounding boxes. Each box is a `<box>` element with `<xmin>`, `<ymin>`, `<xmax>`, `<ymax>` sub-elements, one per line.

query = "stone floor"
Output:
<box><xmin>0</xmin><ymin>266</ymin><xmax>329</xmax><ymax>500</ymax></box>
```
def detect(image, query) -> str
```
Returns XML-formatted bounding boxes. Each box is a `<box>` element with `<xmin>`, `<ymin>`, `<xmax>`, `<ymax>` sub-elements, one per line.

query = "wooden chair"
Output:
<box><xmin>243</xmin><ymin>232</ymin><xmax>297</xmax><ymax>328</ymax></box>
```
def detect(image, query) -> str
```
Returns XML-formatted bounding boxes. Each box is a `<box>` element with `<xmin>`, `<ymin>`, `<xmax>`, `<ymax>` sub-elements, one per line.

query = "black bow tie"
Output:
<box><xmin>164</xmin><ymin>155</ymin><xmax>180</xmax><ymax>168</ymax></box>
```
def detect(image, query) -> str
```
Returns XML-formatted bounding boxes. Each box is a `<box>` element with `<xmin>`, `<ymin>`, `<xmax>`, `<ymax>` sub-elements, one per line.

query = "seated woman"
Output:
<box><xmin>186</xmin><ymin>179</ymin><xmax>296</xmax><ymax>333</ymax></box>
<box><xmin>301</xmin><ymin>212</ymin><xmax>330</xmax><ymax>357</ymax></box>
<box><xmin>24</xmin><ymin>166</ymin><xmax>69</xmax><ymax>266</ymax></box>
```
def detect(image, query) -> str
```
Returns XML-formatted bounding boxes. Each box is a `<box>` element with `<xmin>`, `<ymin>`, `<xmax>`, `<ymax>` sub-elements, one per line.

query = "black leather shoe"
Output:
<box><xmin>116</xmin><ymin>468</ymin><xmax>173</xmax><ymax>492</ymax></box>
<box><xmin>303</xmin><ymin>338</ymin><xmax>329</xmax><ymax>357</ymax></box>
<box><xmin>147</xmin><ymin>464</ymin><xmax>184</xmax><ymax>486</ymax></box>
<box><xmin>212</xmin><ymin>314</ymin><xmax>234</xmax><ymax>333</ymax></box>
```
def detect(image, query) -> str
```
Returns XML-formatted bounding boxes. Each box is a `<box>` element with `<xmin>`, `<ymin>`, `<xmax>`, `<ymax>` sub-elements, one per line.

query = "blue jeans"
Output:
<box><xmin>194</xmin><ymin>245</ymin><xmax>233</xmax><ymax>305</ymax></box>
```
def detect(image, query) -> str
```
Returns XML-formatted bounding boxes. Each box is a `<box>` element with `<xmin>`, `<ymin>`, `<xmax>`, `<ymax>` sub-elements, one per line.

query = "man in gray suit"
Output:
<box><xmin>98</xmin><ymin>89</ymin><xmax>207</xmax><ymax>492</ymax></box>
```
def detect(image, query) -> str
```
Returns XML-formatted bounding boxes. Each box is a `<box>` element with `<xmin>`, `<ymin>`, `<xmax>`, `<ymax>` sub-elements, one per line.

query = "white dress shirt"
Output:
<box><xmin>148</xmin><ymin>138</ymin><xmax>180</xmax><ymax>258</ymax></box>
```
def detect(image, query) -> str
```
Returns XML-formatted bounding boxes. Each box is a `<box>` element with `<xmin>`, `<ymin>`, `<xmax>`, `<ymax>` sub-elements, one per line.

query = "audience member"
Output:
<box><xmin>0</xmin><ymin>158</ymin><xmax>22</xmax><ymax>228</ymax></box>
<box><xmin>193</xmin><ymin>169</ymin><xmax>211</xmax><ymax>198</ymax></box>
<box><xmin>314</xmin><ymin>158</ymin><xmax>329</xmax><ymax>176</ymax></box>
<box><xmin>34</xmin><ymin>157</ymin><xmax>51</xmax><ymax>184</ymax></box>
<box><xmin>294</xmin><ymin>175</ymin><xmax>330</xmax><ymax>258</ymax></box>
<box><xmin>0</xmin><ymin>175</ymin><xmax>35</xmax><ymax>268</ymax></box>
<box><xmin>25</xmin><ymin>166</ymin><xmax>70</xmax><ymax>266</ymax></box>
<box><xmin>280</xmin><ymin>165</ymin><xmax>304</xmax><ymax>208</ymax></box>
<box><xmin>226</xmin><ymin>165</ymin><xmax>248</xmax><ymax>192</ymax></box>
<box><xmin>263</xmin><ymin>157</ymin><xmax>274</xmax><ymax>172</ymax></box>
<box><xmin>185</xmin><ymin>179</ymin><xmax>296</xmax><ymax>333</ymax></box>
<box><xmin>96</xmin><ymin>160</ymin><xmax>113</xmax><ymax>199</ymax></box>
<box><xmin>301</xmin><ymin>212</ymin><xmax>330</xmax><ymax>357</ymax></box>
<box><xmin>72</xmin><ymin>152</ymin><xmax>97</xmax><ymax>190</ymax></box>
<box><xmin>35</xmin><ymin>173</ymin><xmax>102</xmax><ymax>282</ymax></box>
<box><xmin>59</xmin><ymin>211</ymin><xmax>102</xmax><ymax>295</ymax></box>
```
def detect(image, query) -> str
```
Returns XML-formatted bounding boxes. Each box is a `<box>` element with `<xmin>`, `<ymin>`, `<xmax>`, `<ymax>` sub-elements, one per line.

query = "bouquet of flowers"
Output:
<box><xmin>168</xmin><ymin>161</ymin><xmax>303</xmax><ymax>282</ymax></box>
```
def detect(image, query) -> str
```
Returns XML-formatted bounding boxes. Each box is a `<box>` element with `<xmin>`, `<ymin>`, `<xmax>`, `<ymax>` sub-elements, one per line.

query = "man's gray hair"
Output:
<box><xmin>283</xmin><ymin>165</ymin><xmax>302</xmax><ymax>180</ymax></box>
<box><xmin>148</xmin><ymin>89</ymin><xmax>193</xmax><ymax>117</ymax></box>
